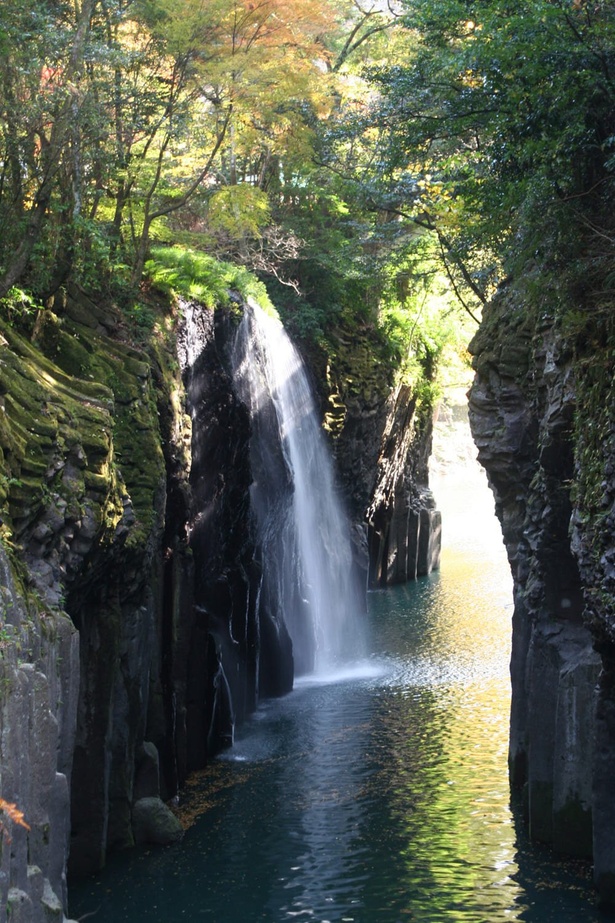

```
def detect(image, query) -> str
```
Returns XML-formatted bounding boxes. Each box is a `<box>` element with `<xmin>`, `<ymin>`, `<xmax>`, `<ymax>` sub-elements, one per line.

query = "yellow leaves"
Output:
<box><xmin>219</xmin><ymin>0</ymin><xmax>333</xmax><ymax>53</ymax></box>
<box><xmin>459</xmin><ymin>69</ymin><xmax>482</xmax><ymax>89</ymax></box>
<box><xmin>153</xmin><ymin>0</ymin><xmax>336</xmax><ymax>159</ymax></box>
<box><xmin>208</xmin><ymin>185</ymin><xmax>271</xmax><ymax>239</ymax></box>
<box><xmin>417</xmin><ymin>176</ymin><xmax>452</xmax><ymax>206</ymax></box>
<box><xmin>205</xmin><ymin>0</ymin><xmax>333</xmax><ymax>91</ymax></box>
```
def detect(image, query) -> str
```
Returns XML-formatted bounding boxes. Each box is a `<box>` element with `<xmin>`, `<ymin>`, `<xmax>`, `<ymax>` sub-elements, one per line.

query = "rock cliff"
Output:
<box><xmin>0</xmin><ymin>283</ymin><xmax>440</xmax><ymax>918</ymax></box>
<box><xmin>0</xmin><ymin>288</ymin><xmax>186</xmax><ymax>904</ymax></box>
<box><xmin>0</xmin><ymin>294</ymin><xmax>251</xmax><ymax>917</ymax></box>
<box><xmin>302</xmin><ymin>319</ymin><xmax>441</xmax><ymax>588</ymax></box>
<box><xmin>469</xmin><ymin>284</ymin><xmax>615</xmax><ymax>903</ymax></box>
<box><xmin>0</xmin><ymin>546</ymin><xmax>78</xmax><ymax>923</ymax></box>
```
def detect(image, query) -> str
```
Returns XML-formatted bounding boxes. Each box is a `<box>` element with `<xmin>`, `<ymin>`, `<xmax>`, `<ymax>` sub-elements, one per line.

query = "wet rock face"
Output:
<box><xmin>467</xmin><ymin>288</ymin><xmax>613</xmax><ymax>894</ymax></box>
<box><xmin>177</xmin><ymin>303</ymin><xmax>266</xmax><ymax>761</ymax></box>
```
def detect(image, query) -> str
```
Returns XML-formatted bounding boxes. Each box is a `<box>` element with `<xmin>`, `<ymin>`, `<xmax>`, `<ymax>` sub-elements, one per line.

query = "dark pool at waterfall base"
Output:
<box><xmin>69</xmin><ymin>469</ymin><xmax>612</xmax><ymax>923</ymax></box>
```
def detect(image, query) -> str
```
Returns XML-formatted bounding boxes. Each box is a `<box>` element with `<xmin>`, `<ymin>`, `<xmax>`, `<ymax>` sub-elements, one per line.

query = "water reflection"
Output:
<box><xmin>70</xmin><ymin>442</ymin><xmax>612</xmax><ymax>922</ymax></box>
<box><xmin>70</xmin><ymin>580</ymin><xmax>608</xmax><ymax>923</ymax></box>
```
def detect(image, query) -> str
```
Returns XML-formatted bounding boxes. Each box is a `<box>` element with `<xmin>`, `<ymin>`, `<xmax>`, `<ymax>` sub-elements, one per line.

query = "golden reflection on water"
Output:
<box><xmin>365</xmin><ymin>430</ymin><xmax>518</xmax><ymax>920</ymax></box>
<box><xmin>372</xmin><ymin>677</ymin><xmax>517</xmax><ymax>920</ymax></box>
<box><xmin>364</xmin><ymin>543</ymin><xmax>516</xmax><ymax>921</ymax></box>
<box><xmin>71</xmin><ymin>416</ymin><xmax>606</xmax><ymax>922</ymax></box>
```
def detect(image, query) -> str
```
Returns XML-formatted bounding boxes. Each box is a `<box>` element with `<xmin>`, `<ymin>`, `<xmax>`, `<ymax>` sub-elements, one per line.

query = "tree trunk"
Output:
<box><xmin>0</xmin><ymin>0</ymin><xmax>99</xmax><ymax>298</ymax></box>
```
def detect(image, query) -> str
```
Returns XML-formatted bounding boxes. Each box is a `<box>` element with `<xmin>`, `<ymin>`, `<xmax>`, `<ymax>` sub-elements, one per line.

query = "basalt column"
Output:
<box><xmin>366</xmin><ymin>382</ymin><xmax>441</xmax><ymax>587</ymax></box>
<box><xmin>178</xmin><ymin>301</ymin><xmax>258</xmax><ymax>760</ymax></box>
<box><xmin>468</xmin><ymin>287</ymin><xmax>599</xmax><ymax>863</ymax></box>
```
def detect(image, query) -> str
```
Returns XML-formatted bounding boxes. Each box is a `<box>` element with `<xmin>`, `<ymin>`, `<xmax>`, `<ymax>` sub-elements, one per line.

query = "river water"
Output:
<box><xmin>70</xmin><ymin>437</ymin><xmax>610</xmax><ymax>923</ymax></box>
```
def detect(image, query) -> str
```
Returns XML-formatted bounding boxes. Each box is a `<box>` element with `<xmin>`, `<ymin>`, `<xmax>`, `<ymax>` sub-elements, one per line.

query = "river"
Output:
<box><xmin>70</xmin><ymin>427</ymin><xmax>610</xmax><ymax>923</ymax></box>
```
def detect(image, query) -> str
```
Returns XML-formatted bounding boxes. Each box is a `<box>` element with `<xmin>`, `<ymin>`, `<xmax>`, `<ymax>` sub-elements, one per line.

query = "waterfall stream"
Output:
<box><xmin>232</xmin><ymin>300</ymin><xmax>365</xmax><ymax>679</ymax></box>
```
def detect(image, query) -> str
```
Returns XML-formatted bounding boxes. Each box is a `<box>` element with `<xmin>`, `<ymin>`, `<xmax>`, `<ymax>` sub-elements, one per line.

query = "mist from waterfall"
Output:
<box><xmin>232</xmin><ymin>300</ymin><xmax>365</xmax><ymax>679</ymax></box>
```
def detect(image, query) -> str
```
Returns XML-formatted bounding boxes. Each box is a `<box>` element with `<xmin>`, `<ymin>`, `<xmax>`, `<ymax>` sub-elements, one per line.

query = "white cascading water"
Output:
<box><xmin>232</xmin><ymin>300</ymin><xmax>365</xmax><ymax>677</ymax></box>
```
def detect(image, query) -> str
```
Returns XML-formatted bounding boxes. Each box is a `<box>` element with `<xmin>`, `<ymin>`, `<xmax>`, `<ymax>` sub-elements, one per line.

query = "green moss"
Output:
<box><xmin>322</xmin><ymin>324</ymin><xmax>393</xmax><ymax>437</ymax></box>
<box><xmin>572</xmin><ymin>317</ymin><xmax>615</xmax><ymax>548</ymax></box>
<box><xmin>0</xmin><ymin>281</ymin><xmax>168</xmax><ymax>568</ymax></box>
<box><xmin>3</xmin><ymin>322</ymin><xmax>113</xmax><ymax>405</ymax></box>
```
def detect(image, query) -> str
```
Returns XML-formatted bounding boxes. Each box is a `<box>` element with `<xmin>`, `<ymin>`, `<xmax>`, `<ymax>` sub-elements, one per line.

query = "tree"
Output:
<box><xmin>125</xmin><ymin>0</ymin><xmax>337</xmax><ymax>284</ymax></box>
<box><xmin>255</xmin><ymin>2</ymin><xmax>440</xmax><ymax>331</ymax></box>
<box><xmin>0</xmin><ymin>0</ymin><xmax>339</xmax><ymax>295</ymax></box>
<box><xmin>0</xmin><ymin>0</ymin><xmax>100</xmax><ymax>299</ymax></box>
<box><xmin>364</xmin><ymin>0</ymin><xmax>615</xmax><ymax>304</ymax></box>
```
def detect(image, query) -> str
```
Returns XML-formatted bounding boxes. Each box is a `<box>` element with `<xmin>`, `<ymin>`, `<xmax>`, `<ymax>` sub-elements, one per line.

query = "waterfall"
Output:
<box><xmin>232</xmin><ymin>300</ymin><xmax>365</xmax><ymax>679</ymax></box>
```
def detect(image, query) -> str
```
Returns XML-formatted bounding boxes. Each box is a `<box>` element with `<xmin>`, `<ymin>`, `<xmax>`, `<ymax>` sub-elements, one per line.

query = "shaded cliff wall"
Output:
<box><xmin>303</xmin><ymin>321</ymin><xmax>441</xmax><ymax>588</ymax></box>
<box><xmin>364</xmin><ymin>381</ymin><xmax>441</xmax><ymax>586</ymax></box>
<box><xmin>0</xmin><ymin>547</ymin><xmax>79</xmax><ymax>923</ymax></box>
<box><xmin>0</xmin><ymin>290</ymin><xmax>262</xmax><ymax>911</ymax></box>
<box><xmin>0</xmin><ymin>289</ymin><xmax>184</xmax><ymax>900</ymax></box>
<box><xmin>0</xmin><ymin>283</ymin><xmax>441</xmax><ymax>917</ymax></box>
<box><xmin>469</xmin><ymin>285</ymin><xmax>615</xmax><ymax>902</ymax></box>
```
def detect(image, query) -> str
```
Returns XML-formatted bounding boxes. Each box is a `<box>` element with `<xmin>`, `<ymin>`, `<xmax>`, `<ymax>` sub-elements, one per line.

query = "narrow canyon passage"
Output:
<box><xmin>70</xmin><ymin>404</ymin><xmax>606</xmax><ymax>923</ymax></box>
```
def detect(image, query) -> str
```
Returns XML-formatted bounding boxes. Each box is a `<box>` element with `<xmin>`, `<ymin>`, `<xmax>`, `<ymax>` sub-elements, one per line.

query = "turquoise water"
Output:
<box><xmin>70</xmin><ymin>469</ymin><xmax>611</xmax><ymax>922</ymax></box>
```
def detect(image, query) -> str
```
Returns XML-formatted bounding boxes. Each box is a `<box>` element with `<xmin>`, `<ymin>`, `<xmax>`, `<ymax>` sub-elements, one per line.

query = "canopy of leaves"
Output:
<box><xmin>365</xmin><ymin>0</ymin><xmax>615</xmax><ymax>304</ymax></box>
<box><xmin>2</xmin><ymin>0</ymin><xmax>610</xmax><ymax>381</ymax></box>
<box><xmin>0</xmin><ymin>0</ymin><xmax>338</xmax><ymax>296</ymax></box>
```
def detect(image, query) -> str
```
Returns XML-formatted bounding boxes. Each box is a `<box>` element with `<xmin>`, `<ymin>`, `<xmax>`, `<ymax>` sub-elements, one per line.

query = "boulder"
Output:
<box><xmin>132</xmin><ymin>797</ymin><xmax>184</xmax><ymax>846</ymax></box>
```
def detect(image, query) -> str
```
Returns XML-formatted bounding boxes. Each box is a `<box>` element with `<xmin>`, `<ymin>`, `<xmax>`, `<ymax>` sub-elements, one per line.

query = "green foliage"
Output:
<box><xmin>145</xmin><ymin>246</ymin><xmax>273</xmax><ymax>310</ymax></box>
<box><xmin>207</xmin><ymin>187</ymin><xmax>272</xmax><ymax>241</ymax></box>
<box><xmin>366</xmin><ymin>0</ymin><xmax>615</xmax><ymax>301</ymax></box>
<box><xmin>0</xmin><ymin>0</ymin><xmax>344</xmax><ymax>296</ymax></box>
<box><xmin>4</xmin><ymin>0</ymin><xmax>609</xmax><ymax>413</ymax></box>
<box><xmin>0</xmin><ymin>287</ymin><xmax>40</xmax><ymax>327</ymax></box>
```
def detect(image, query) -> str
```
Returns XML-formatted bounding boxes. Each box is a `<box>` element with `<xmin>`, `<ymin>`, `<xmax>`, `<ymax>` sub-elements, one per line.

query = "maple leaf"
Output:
<box><xmin>0</xmin><ymin>798</ymin><xmax>31</xmax><ymax>833</ymax></box>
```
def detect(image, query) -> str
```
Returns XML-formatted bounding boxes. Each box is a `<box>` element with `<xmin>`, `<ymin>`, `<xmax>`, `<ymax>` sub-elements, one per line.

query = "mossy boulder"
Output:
<box><xmin>132</xmin><ymin>797</ymin><xmax>184</xmax><ymax>846</ymax></box>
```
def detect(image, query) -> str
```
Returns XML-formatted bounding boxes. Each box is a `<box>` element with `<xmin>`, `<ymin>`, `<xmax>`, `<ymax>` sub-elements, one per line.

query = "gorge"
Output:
<box><xmin>2</xmin><ymin>271</ymin><xmax>615</xmax><ymax>920</ymax></box>
<box><xmin>68</xmin><ymin>401</ymin><xmax>602</xmax><ymax>922</ymax></box>
<box><xmin>0</xmin><ymin>284</ymin><xmax>441</xmax><ymax>920</ymax></box>
<box><xmin>1</xmin><ymin>0</ymin><xmax>615</xmax><ymax>918</ymax></box>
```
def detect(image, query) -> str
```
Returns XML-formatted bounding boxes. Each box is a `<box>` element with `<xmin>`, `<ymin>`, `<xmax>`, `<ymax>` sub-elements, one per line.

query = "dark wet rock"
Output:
<box><xmin>364</xmin><ymin>385</ymin><xmax>441</xmax><ymax>587</ymax></box>
<box><xmin>132</xmin><ymin>797</ymin><xmax>183</xmax><ymax>846</ymax></box>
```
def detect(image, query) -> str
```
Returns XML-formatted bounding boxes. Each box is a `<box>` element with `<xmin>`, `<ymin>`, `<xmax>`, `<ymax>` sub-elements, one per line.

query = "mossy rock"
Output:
<box><xmin>0</xmin><ymin>287</ymin><xmax>168</xmax><ymax>603</ymax></box>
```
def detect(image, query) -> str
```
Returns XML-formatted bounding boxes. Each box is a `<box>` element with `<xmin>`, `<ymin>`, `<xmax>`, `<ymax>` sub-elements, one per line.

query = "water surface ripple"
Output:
<box><xmin>70</xmin><ymin>473</ymin><xmax>611</xmax><ymax>922</ymax></box>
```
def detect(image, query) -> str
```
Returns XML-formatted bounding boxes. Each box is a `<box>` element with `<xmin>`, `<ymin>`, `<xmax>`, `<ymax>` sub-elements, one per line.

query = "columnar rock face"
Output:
<box><xmin>0</xmin><ymin>291</ymin><xmax>171</xmax><ymax>889</ymax></box>
<box><xmin>0</xmin><ymin>292</ymin><xmax>256</xmax><ymax>900</ymax></box>
<box><xmin>0</xmin><ymin>547</ymin><xmax>79</xmax><ymax>923</ymax></box>
<box><xmin>0</xmin><ymin>287</ymin><xmax>441</xmax><ymax>918</ymax></box>
<box><xmin>176</xmin><ymin>301</ymin><xmax>274</xmax><ymax>752</ymax></box>
<box><xmin>468</xmin><ymin>286</ymin><xmax>615</xmax><ymax>901</ymax></box>
<box><xmin>313</xmin><ymin>327</ymin><xmax>441</xmax><ymax>588</ymax></box>
<box><xmin>365</xmin><ymin>382</ymin><xmax>441</xmax><ymax>586</ymax></box>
